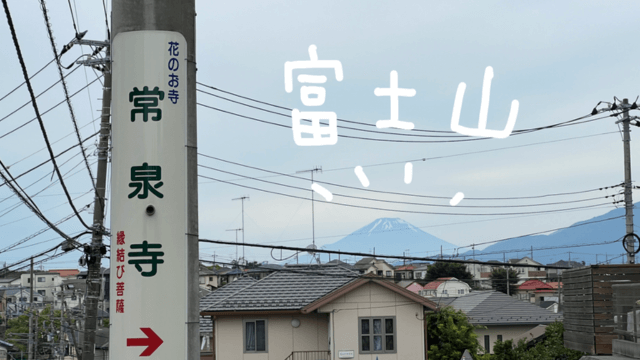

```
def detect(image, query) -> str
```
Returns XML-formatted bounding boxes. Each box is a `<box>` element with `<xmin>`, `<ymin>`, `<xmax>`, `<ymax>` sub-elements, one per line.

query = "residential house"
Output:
<box><xmin>396</xmin><ymin>280</ymin><xmax>424</xmax><ymax>295</ymax></box>
<box><xmin>248</xmin><ymin>263</ymin><xmax>283</xmax><ymax>280</ymax></box>
<box><xmin>77</xmin><ymin>268</ymin><xmax>110</xmax><ymax>313</ymax></box>
<box><xmin>353</xmin><ymin>257</ymin><xmax>395</xmax><ymax>278</ymax></box>
<box><xmin>464</xmin><ymin>260</ymin><xmax>497</xmax><ymax>289</ymax></box>
<box><xmin>200</xmin><ymin>264</ymin><xmax>218</xmax><ymax>290</ymax></box>
<box><xmin>49</xmin><ymin>269</ymin><xmax>80</xmax><ymax>279</ymax></box>
<box><xmin>200</xmin><ymin>265</ymin><xmax>438</xmax><ymax>360</ymax></box>
<box><xmin>419</xmin><ymin>277</ymin><xmax>472</xmax><ymax>298</ymax></box>
<box><xmin>209</xmin><ymin>267</ymin><xmax>233</xmax><ymax>287</ymax></box>
<box><xmin>508</xmin><ymin>257</ymin><xmax>546</xmax><ymax>282</ymax></box>
<box><xmin>394</xmin><ymin>264</ymin><xmax>415</xmax><ymax>280</ymax></box>
<box><xmin>20</xmin><ymin>271</ymin><xmax>62</xmax><ymax>302</ymax></box>
<box><xmin>412</xmin><ymin>264</ymin><xmax>430</xmax><ymax>280</ymax></box>
<box><xmin>546</xmin><ymin>260</ymin><xmax>583</xmax><ymax>280</ymax></box>
<box><xmin>439</xmin><ymin>290</ymin><xmax>562</xmax><ymax>354</ymax></box>
<box><xmin>54</xmin><ymin>278</ymin><xmax>87</xmax><ymax>310</ymax></box>
<box><xmin>0</xmin><ymin>278</ymin><xmax>19</xmax><ymax>288</ymax></box>
<box><xmin>325</xmin><ymin>260</ymin><xmax>354</xmax><ymax>269</ymax></box>
<box><xmin>517</xmin><ymin>279</ymin><xmax>553</xmax><ymax>303</ymax></box>
<box><xmin>3</xmin><ymin>288</ymin><xmax>44</xmax><ymax>317</ymax></box>
<box><xmin>0</xmin><ymin>340</ymin><xmax>12</xmax><ymax>360</ymax></box>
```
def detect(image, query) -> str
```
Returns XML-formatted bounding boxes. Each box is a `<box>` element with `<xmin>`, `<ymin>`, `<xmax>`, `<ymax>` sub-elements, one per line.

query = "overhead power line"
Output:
<box><xmin>198</xmin><ymin>239</ymin><xmax>572</xmax><ymax>269</ymax></box>
<box><xmin>0</xmin><ymin>58</ymin><xmax>55</xmax><ymax>103</ymax></box>
<box><xmin>198</xmin><ymin>173</ymin><xmax>614</xmax><ymax>216</ymax></box>
<box><xmin>0</xmin><ymin>74</ymin><xmax>102</xmax><ymax>140</ymax></box>
<box><xmin>39</xmin><ymin>0</ymin><xmax>96</xmax><ymax>192</ymax></box>
<box><xmin>199</xmin><ymin>163</ymin><xmax>611</xmax><ymax>209</ymax></box>
<box><xmin>198</xmin><ymin>153</ymin><xmax>622</xmax><ymax>201</ymax></box>
<box><xmin>197</xmin><ymin>82</ymin><xmax>612</xmax><ymax>136</ymax></box>
<box><xmin>2</xmin><ymin>0</ymin><xmax>91</xmax><ymax>230</ymax></box>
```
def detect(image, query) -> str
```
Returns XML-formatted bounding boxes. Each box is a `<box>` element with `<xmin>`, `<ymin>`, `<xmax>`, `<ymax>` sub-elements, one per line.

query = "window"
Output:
<box><xmin>37</xmin><ymin>277</ymin><xmax>45</xmax><ymax>282</ymax></box>
<box><xmin>484</xmin><ymin>335</ymin><xmax>490</xmax><ymax>353</ymax></box>
<box><xmin>359</xmin><ymin>317</ymin><xmax>396</xmax><ymax>354</ymax></box>
<box><xmin>386</xmin><ymin>271</ymin><xmax>391</xmax><ymax>277</ymax></box>
<box><xmin>37</xmin><ymin>290</ymin><xmax>46</xmax><ymax>296</ymax></box>
<box><xmin>458</xmin><ymin>289</ymin><xmax>465</xmax><ymax>294</ymax></box>
<box><xmin>209</xmin><ymin>276</ymin><xmax>213</xmax><ymax>281</ymax></box>
<box><xmin>377</xmin><ymin>270</ymin><xmax>383</xmax><ymax>276</ymax></box>
<box><xmin>6</xmin><ymin>298</ymin><xmax>12</xmax><ymax>303</ymax></box>
<box><xmin>199</xmin><ymin>277</ymin><xmax>205</xmax><ymax>284</ymax></box>
<box><xmin>244</xmin><ymin>320</ymin><xmax>267</xmax><ymax>353</ymax></box>
<box><xmin>497</xmin><ymin>335</ymin><xmax>503</xmax><ymax>342</ymax></box>
<box><xmin>442</xmin><ymin>289</ymin><xmax>448</xmax><ymax>294</ymax></box>
<box><xmin>71</xmin><ymin>295</ymin><xmax>77</xmax><ymax>301</ymax></box>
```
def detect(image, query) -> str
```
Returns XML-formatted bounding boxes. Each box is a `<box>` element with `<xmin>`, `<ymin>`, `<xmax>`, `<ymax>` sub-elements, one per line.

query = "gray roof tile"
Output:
<box><xmin>439</xmin><ymin>291</ymin><xmax>562</xmax><ymax>325</ymax></box>
<box><xmin>200</xmin><ymin>266</ymin><xmax>358</xmax><ymax>313</ymax></box>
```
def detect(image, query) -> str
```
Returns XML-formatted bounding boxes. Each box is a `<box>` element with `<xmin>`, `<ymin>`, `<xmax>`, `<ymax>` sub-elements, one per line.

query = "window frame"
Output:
<box><xmin>497</xmin><ymin>335</ymin><xmax>503</xmax><ymax>342</ymax></box>
<box><xmin>358</xmin><ymin>317</ymin><xmax>397</xmax><ymax>354</ymax></box>
<box><xmin>484</xmin><ymin>335</ymin><xmax>490</xmax><ymax>353</ymax></box>
<box><xmin>37</xmin><ymin>277</ymin><xmax>45</xmax><ymax>283</ymax></box>
<box><xmin>243</xmin><ymin>319</ymin><xmax>268</xmax><ymax>353</ymax></box>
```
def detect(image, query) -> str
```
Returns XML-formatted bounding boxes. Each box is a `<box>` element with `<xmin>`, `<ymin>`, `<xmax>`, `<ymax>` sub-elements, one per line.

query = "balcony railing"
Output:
<box><xmin>284</xmin><ymin>350</ymin><xmax>331</xmax><ymax>360</ymax></box>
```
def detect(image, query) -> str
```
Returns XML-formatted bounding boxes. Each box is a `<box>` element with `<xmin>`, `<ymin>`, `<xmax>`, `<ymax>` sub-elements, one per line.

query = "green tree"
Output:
<box><xmin>491</xmin><ymin>322</ymin><xmax>586</xmax><ymax>360</ymax></box>
<box><xmin>489</xmin><ymin>268</ymin><xmax>519</xmax><ymax>295</ymax></box>
<box><xmin>6</xmin><ymin>306</ymin><xmax>62</xmax><ymax>355</ymax></box>
<box><xmin>427</xmin><ymin>306</ymin><xmax>486</xmax><ymax>360</ymax></box>
<box><xmin>426</xmin><ymin>262</ymin><xmax>473</xmax><ymax>282</ymax></box>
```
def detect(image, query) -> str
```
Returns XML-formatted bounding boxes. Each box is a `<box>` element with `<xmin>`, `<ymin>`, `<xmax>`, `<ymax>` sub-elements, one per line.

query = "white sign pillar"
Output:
<box><xmin>110</xmin><ymin>31</ymin><xmax>188</xmax><ymax>359</ymax></box>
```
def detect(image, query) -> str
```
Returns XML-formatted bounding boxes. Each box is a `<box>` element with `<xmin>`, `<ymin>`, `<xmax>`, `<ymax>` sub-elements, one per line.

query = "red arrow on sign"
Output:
<box><xmin>127</xmin><ymin>327</ymin><xmax>163</xmax><ymax>356</ymax></box>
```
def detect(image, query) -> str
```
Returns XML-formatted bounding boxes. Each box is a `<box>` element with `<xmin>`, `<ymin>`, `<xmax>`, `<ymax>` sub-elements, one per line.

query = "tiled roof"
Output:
<box><xmin>547</xmin><ymin>282</ymin><xmax>562</xmax><ymax>289</ymax></box>
<box><xmin>353</xmin><ymin>257</ymin><xmax>375</xmax><ymax>269</ymax></box>
<box><xmin>396</xmin><ymin>280</ymin><xmax>416</xmax><ymax>288</ymax></box>
<box><xmin>395</xmin><ymin>265</ymin><xmax>415</xmax><ymax>271</ymax></box>
<box><xmin>423</xmin><ymin>281</ymin><xmax>443</xmax><ymax>290</ymax></box>
<box><xmin>519</xmin><ymin>280</ymin><xmax>553</xmax><ymax>290</ymax></box>
<box><xmin>438</xmin><ymin>291</ymin><xmax>562</xmax><ymax>325</ymax></box>
<box><xmin>49</xmin><ymin>269</ymin><xmax>79</xmax><ymax>277</ymax></box>
<box><xmin>200</xmin><ymin>266</ymin><xmax>359</xmax><ymax>313</ymax></box>
<box><xmin>199</xmin><ymin>277</ymin><xmax>258</xmax><ymax>333</ymax></box>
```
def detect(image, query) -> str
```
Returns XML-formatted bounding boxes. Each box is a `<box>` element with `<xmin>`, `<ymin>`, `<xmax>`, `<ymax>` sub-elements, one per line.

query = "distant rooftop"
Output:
<box><xmin>438</xmin><ymin>291</ymin><xmax>562</xmax><ymax>325</ymax></box>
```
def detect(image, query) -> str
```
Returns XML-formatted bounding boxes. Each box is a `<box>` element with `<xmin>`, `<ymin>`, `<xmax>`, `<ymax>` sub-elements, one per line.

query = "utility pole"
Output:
<box><xmin>60</xmin><ymin>300</ymin><xmax>64</xmax><ymax>360</ymax></box>
<box><xmin>82</xmin><ymin>44</ymin><xmax>111</xmax><ymax>360</ymax></box>
<box><xmin>111</xmin><ymin>1</ymin><xmax>199</xmax><ymax>359</ymax></box>
<box><xmin>506</xmin><ymin>266</ymin><xmax>510</xmax><ymax>296</ymax></box>
<box><xmin>226</xmin><ymin>228</ymin><xmax>242</xmax><ymax>262</ymax></box>
<box><xmin>297</xmin><ymin>167</ymin><xmax>322</xmax><ymax>248</ymax></box>
<box><xmin>620</xmin><ymin>98</ymin><xmax>636</xmax><ymax>264</ymax></box>
<box><xmin>232</xmin><ymin>197</ymin><xmax>249</xmax><ymax>264</ymax></box>
<box><xmin>28</xmin><ymin>258</ymin><xmax>33</xmax><ymax>360</ymax></box>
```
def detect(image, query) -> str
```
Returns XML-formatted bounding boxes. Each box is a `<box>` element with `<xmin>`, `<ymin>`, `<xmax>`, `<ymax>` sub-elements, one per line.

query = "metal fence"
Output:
<box><xmin>284</xmin><ymin>350</ymin><xmax>331</xmax><ymax>360</ymax></box>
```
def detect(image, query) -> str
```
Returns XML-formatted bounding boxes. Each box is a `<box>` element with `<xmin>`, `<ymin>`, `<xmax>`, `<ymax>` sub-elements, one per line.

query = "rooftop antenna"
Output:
<box><xmin>296</xmin><ymin>167</ymin><xmax>322</xmax><ymax>248</ymax></box>
<box><xmin>232</xmin><ymin>196</ymin><xmax>250</xmax><ymax>264</ymax></box>
<box><xmin>226</xmin><ymin>228</ymin><xmax>243</xmax><ymax>262</ymax></box>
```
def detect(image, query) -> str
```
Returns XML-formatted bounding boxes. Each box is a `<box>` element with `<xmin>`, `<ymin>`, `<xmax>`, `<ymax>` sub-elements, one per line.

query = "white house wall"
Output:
<box><xmin>214</xmin><ymin>313</ymin><xmax>329</xmax><ymax>360</ymax></box>
<box><xmin>474</xmin><ymin>324</ymin><xmax>541</xmax><ymax>354</ymax></box>
<box><xmin>318</xmin><ymin>282</ymin><xmax>425</xmax><ymax>360</ymax></box>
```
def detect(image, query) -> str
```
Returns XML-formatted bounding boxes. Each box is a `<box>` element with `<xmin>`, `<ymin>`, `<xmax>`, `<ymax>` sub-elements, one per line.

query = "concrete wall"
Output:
<box><xmin>474</xmin><ymin>324</ymin><xmax>539</xmax><ymax>354</ymax></box>
<box><xmin>318</xmin><ymin>282</ymin><xmax>425</xmax><ymax>360</ymax></box>
<box><xmin>214</xmin><ymin>313</ymin><xmax>329</xmax><ymax>360</ymax></box>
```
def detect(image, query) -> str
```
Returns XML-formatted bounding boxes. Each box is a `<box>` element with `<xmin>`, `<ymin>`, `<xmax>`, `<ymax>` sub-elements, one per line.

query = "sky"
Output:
<box><xmin>0</xmin><ymin>1</ymin><xmax>639</xmax><ymax>270</ymax></box>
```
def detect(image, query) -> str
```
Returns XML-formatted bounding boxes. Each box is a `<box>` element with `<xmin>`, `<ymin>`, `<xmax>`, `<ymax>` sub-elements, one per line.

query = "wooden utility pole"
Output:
<box><xmin>28</xmin><ymin>257</ymin><xmax>33</xmax><ymax>360</ymax></box>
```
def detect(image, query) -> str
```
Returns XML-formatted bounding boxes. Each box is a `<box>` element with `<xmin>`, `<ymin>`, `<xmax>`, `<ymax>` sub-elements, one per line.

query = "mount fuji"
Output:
<box><xmin>321</xmin><ymin>218</ymin><xmax>457</xmax><ymax>263</ymax></box>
